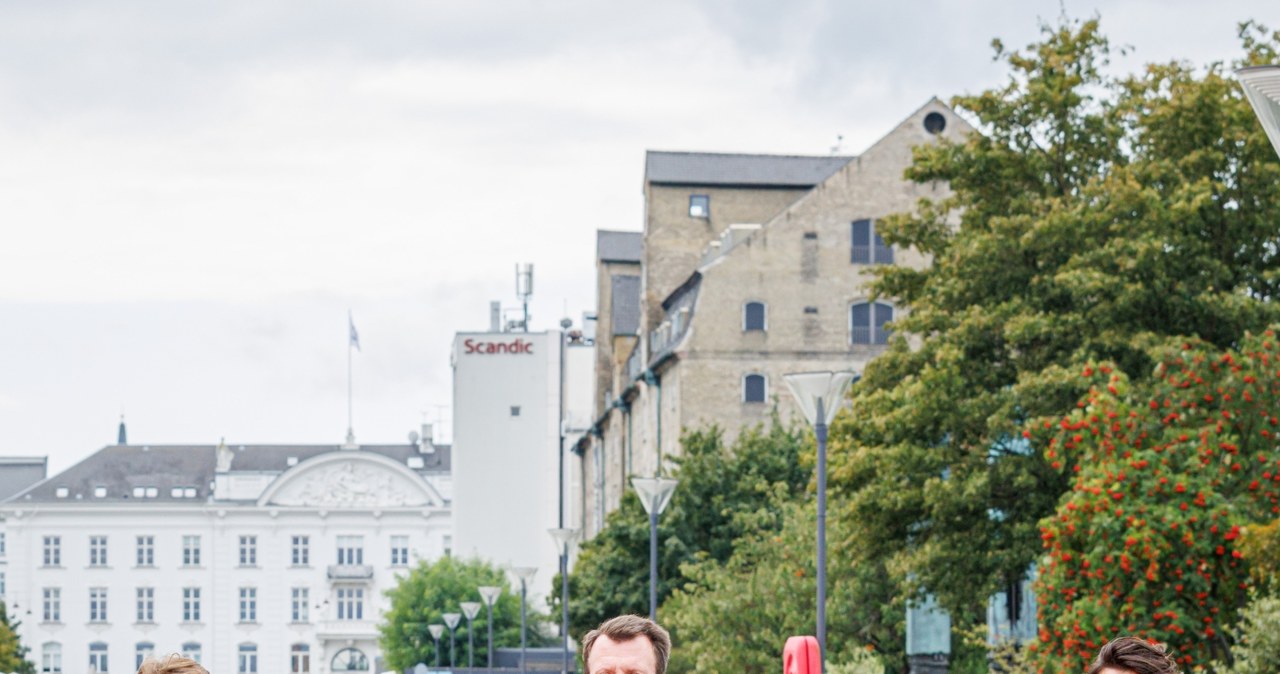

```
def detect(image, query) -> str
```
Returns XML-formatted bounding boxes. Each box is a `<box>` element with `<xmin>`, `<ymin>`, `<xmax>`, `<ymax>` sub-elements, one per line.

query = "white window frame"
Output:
<box><xmin>88</xmin><ymin>536</ymin><xmax>107</xmax><ymax>567</ymax></box>
<box><xmin>291</xmin><ymin>643</ymin><xmax>311</xmax><ymax>674</ymax></box>
<box><xmin>42</xmin><ymin>587</ymin><xmax>60</xmax><ymax>622</ymax></box>
<box><xmin>390</xmin><ymin>536</ymin><xmax>409</xmax><ymax>566</ymax></box>
<box><xmin>135</xmin><ymin>642</ymin><xmax>155</xmax><ymax>670</ymax></box>
<box><xmin>238</xmin><ymin>643</ymin><xmax>258</xmax><ymax>674</ymax></box>
<box><xmin>88</xmin><ymin>642</ymin><xmax>108</xmax><ymax>674</ymax></box>
<box><xmin>136</xmin><ymin>587</ymin><xmax>154</xmax><ymax>623</ymax></box>
<box><xmin>41</xmin><ymin>641</ymin><xmax>61</xmax><ymax>673</ymax></box>
<box><xmin>182</xmin><ymin>588</ymin><xmax>201</xmax><ymax>623</ymax></box>
<box><xmin>42</xmin><ymin>536</ymin><xmax>60</xmax><ymax>567</ymax></box>
<box><xmin>88</xmin><ymin>587</ymin><xmax>108</xmax><ymax>623</ymax></box>
<box><xmin>689</xmin><ymin>194</ymin><xmax>710</xmax><ymax>218</ymax></box>
<box><xmin>336</xmin><ymin>536</ymin><xmax>364</xmax><ymax>565</ymax></box>
<box><xmin>742</xmin><ymin>373</ymin><xmax>768</xmax><ymax>403</ymax></box>
<box><xmin>181</xmin><ymin>642</ymin><xmax>201</xmax><ymax>664</ymax></box>
<box><xmin>238</xmin><ymin>536</ymin><xmax>257</xmax><ymax>566</ymax></box>
<box><xmin>238</xmin><ymin>587</ymin><xmax>257</xmax><ymax>623</ymax></box>
<box><xmin>291</xmin><ymin>535</ymin><xmax>310</xmax><ymax>566</ymax></box>
<box><xmin>337</xmin><ymin>587</ymin><xmax>364</xmax><ymax>621</ymax></box>
<box><xmin>136</xmin><ymin>536</ymin><xmax>154</xmax><ymax>567</ymax></box>
<box><xmin>291</xmin><ymin>587</ymin><xmax>309</xmax><ymax>623</ymax></box>
<box><xmin>742</xmin><ymin>301</ymin><xmax>768</xmax><ymax>332</ymax></box>
<box><xmin>183</xmin><ymin>535</ymin><xmax>201</xmax><ymax>566</ymax></box>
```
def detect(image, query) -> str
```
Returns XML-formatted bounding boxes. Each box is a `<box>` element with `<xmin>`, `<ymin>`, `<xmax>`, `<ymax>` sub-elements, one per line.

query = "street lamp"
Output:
<box><xmin>443</xmin><ymin>612</ymin><xmax>462</xmax><ymax>667</ymax></box>
<box><xmin>630</xmin><ymin>475</ymin><xmax>678</xmax><ymax>621</ymax></box>
<box><xmin>478</xmin><ymin>585</ymin><xmax>502</xmax><ymax>667</ymax></box>
<box><xmin>1237</xmin><ymin>65</ymin><xmax>1280</xmax><ymax>159</ymax></box>
<box><xmin>784</xmin><ymin>370</ymin><xmax>857</xmax><ymax>671</ymax></box>
<box><xmin>549</xmin><ymin>527</ymin><xmax>581</xmax><ymax>674</ymax></box>
<box><xmin>461</xmin><ymin>601</ymin><xmax>482</xmax><ymax>669</ymax></box>
<box><xmin>511</xmin><ymin>566</ymin><xmax>538</xmax><ymax>674</ymax></box>
<box><xmin>429</xmin><ymin>624</ymin><xmax>446</xmax><ymax>668</ymax></box>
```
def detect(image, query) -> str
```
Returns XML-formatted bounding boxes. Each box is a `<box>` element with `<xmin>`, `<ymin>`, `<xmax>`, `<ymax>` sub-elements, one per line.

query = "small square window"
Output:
<box><xmin>804</xmin><ymin>306</ymin><xmax>819</xmax><ymax>314</ymax></box>
<box><xmin>94</xmin><ymin>486</ymin><xmax>107</xmax><ymax>498</ymax></box>
<box><xmin>510</xmin><ymin>406</ymin><xmax>521</xmax><ymax>417</ymax></box>
<box><xmin>55</xmin><ymin>487</ymin><xmax>69</xmax><ymax>498</ymax></box>
<box><xmin>689</xmin><ymin>195</ymin><xmax>709</xmax><ymax>218</ymax></box>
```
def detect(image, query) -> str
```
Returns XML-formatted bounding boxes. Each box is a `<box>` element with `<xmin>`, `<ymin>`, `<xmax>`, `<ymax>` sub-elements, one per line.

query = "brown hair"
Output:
<box><xmin>137</xmin><ymin>654</ymin><xmax>209</xmax><ymax>674</ymax></box>
<box><xmin>1087</xmin><ymin>637</ymin><xmax>1179</xmax><ymax>674</ymax></box>
<box><xmin>581</xmin><ymin>614</ymin><xmax>672</xmax><ymax>674</ymax></box>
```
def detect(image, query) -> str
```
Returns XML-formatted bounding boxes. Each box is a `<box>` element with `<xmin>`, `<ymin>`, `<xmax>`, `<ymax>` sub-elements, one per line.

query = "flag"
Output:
<box><xmin>349</xmin><ymin>312</ymin><xmax>361</xmax><ymax>352</ymax></box>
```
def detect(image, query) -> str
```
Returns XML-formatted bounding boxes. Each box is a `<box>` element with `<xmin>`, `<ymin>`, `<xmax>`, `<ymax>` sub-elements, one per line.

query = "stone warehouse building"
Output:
<box><xmin>1</xmin><ymin>435</ymin><xmax>451</xmax><ymax>674</ymax></box>
<box><xmin>572</xmin><ymin>99</ymin><xmax>972</xmax><ymax>536</ymax></box>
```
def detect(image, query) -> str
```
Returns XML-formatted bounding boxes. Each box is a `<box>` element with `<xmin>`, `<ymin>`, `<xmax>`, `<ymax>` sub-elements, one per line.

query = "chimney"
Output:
<box><xmin>489</xmin><ymin>301</ymin><xmax>501</xmax><ymax>332</ymax></box>
<box><xmin>418</xmin><ymin>423</ymin><xmax>436</xmax><ymax>454</ymax></box>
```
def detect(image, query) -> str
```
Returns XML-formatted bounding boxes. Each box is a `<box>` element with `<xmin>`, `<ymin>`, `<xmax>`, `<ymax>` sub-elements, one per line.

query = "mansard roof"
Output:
<box><xmin>9</xmin><ymin>443</ymin><xmax>450</xmax><ymax>504</ymax></box>
<box><xmin>644</xmin><ymin>151</ymin><xmax>852</xmax><ymax>188</ymax></box>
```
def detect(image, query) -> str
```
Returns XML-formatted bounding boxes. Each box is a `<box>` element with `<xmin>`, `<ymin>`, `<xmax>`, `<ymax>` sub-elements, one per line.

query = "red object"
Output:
<box><xmin>784</xmin><ymin>636</ymin><xmax>821</xmax><ymax>674</ymax></box>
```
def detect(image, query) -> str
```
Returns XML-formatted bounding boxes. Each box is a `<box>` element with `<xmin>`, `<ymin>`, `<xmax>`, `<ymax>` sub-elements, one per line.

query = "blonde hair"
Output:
<box><xmin>137</xmin><ymin>654</ymin><xmax>209</xmax><ymax>674</ymax></box>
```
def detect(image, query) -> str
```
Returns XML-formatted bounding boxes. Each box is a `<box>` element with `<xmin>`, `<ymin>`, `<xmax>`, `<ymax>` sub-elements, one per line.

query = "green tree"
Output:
<box><xmin>380</xmin><ymin>556</ymin><xmax>550</xmax><ymax>671</ymax></box>
<box><xmin>564</xmin><ymin>421</ymin><xmax>810</xmax><ymax>635</ymax></box>
<box><xmin>663</xmin><ymin>498</ymin><xmax>901</xmax><ymax>674</ymax></box>
<box><xmin>829</xmin><ymin>16</ymin><xmax>1280</xmax><ymax>624</ymax></box>
<box><xmin>0</xmin><ymin>603</ymin><xmax>34</xmax><ymax>674</ymax></box>
<box><xmin>1032</xmin><ymin>332</ymin><xmax>1280</xmax><ymax>671</ymax></box>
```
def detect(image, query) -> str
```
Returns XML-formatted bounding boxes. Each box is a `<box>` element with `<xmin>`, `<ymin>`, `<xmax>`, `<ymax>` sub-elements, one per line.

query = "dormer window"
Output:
<box><xmin>689</xmin><ymin>195</ymin><xmax>710</xmax><ymax>218</ymax></box>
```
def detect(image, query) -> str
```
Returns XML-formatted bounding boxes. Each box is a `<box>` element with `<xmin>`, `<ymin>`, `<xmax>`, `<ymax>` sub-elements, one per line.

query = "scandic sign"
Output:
<box><xmin>463</xmin><ymin>338</ymin><xmax>535</xmax><ymax>355</ymax></box>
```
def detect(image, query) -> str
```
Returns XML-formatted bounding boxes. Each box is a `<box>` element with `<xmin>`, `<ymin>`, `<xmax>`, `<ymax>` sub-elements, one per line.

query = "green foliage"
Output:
<box><xmin>1031</xmin><ymin>332</ymin><xmax>1280</xmax><ymax>671</ymax></box>
<box><xmin>380</xmin><ymin>556</ymin><xmax>549</xmax><ymax>671</ymax></box>
<box><xmin>827</xmin><ymin>648</ymin><xmax>888</xmax><ymax>674</ymax></box>
<box><xmin>0</xmin><ymin>604</ymin><xmax>34</xmax><ymax>674</ymax></box>
<box><xmin>829</xmin><ymin>15</ymin><xmax>1280</xmax><ymax>627</ymax></box>
<box><xmin>663</xmin><ymin>500</ymin><xmax>901</xmax><ymax>674</ymax></box>
<box><xmin>563</xmin><ymin>421</ymin><xmax>810</xmax><ymax>635</ymax></box>
<box><xmin>1214</xmin><ymin>592</ymin><xmax>1280</xmax><ymax>674</ymax></box>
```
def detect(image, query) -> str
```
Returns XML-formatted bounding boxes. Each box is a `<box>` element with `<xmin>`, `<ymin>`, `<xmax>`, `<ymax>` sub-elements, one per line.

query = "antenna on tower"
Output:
<box><xmin>515</xmin><ymin>263</ymin><xmax>534</xmax><ymax>332</ymax></box>
<box><xmin>830</xmin><ymin>134</ymin><xmax>845</xmax><ymax>154</ymax></box>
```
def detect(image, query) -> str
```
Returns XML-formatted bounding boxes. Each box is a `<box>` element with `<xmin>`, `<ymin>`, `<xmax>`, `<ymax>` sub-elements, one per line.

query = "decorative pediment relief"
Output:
<box><xmin>265</xmin><ymin>455</ymin><xmax>437</xmax><ymax>508</ymax></box>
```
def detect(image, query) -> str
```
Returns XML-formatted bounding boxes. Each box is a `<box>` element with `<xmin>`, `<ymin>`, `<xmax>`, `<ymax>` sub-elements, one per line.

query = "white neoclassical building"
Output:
<box><xmin>0</xmin><ymin>436</ymin><xmax>451</xmax><ymax>674</ymax></box>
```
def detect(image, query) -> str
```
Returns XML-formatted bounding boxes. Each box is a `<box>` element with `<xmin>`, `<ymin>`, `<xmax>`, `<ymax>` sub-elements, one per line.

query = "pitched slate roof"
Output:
<box><xmin>597</xmin><ymin>230</ymin><xmax>643</xmax><ymax>263</ymax></box>
<box><xmin>645</xmin><ymin>151</ymin><xmax>852</xmax><ymax>187</ymax></box>
<box><xmin>610</xmin><ymin>275</ymin><xmax>641</xmax><ymax>336</ymax></box>
<box><xmin>11</xmin><ymin>443</ymin><xmax>451</xmax><ymax>504</ymax></box>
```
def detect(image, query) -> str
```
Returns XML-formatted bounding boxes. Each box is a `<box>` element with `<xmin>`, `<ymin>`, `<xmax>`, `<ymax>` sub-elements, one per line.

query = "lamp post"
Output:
<box><xmin>511</xmin><ymin>566</ymin><xmax>538</xmax><ymax>674</ymax></box>
<box><xmin>783</xmin><ymin>370</ymin><xmax>857</xmax><ymax>672</ymax></box>
<box><xmin>429</xmin><ymin>624</ymin><xmax>446</xmax><ymax>668</ymax></box>
<box><xmin>1237</xmin><ymin>65</ymin><xmax>1280</xmax><ymax>159</ymax></box>
<box><xmin>630</xmin><ymin>475</ymin><xmax>678</xmax><ymax>621</ymax></box>
<box><xmin>460</xmin><ymin>601</ymin><xmax>482</xmax><ymax>669</ymax></box>
<box><xmin>549</xmin><ymin>527</ymin><xmax>581</xmax><ymax>674</ymax></box>
<box><xmin>443</xmin><ymin>612</ymin><xmax>462</xmax><ymax>668</ymax></box>
<box><xmin>478</xmin><ymin>586</ymin><xmax>502</xmax><ymax>668</ymax></box>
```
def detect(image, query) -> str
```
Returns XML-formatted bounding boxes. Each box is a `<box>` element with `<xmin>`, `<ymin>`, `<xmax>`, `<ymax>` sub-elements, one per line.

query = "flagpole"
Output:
<box><xmin>346</xmin><ymin>311</ymin><xmax>356</xmax><ymax>446</ymax></box>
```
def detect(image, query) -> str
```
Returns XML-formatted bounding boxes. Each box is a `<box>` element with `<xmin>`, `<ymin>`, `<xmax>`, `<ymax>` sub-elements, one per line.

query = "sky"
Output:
<box><xmin>1</xmin><ymin>0</ymin><xmax>1277</xmax><ymax>475</ymax></box>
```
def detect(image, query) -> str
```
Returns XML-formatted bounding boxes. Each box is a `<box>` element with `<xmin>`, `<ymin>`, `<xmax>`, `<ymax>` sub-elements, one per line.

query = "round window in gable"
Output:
<box><xmin>923</xmin><ymin>112</ymin><xmax>946</xmax><ymax>135</ymax></box>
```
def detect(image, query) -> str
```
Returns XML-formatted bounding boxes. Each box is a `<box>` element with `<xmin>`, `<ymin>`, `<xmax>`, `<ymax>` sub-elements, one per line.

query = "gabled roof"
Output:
<box><xmin>597</xmin><ymin>230</ymin><xmax>643</xmax><ymax>263</ymax></box>
<box><xmin>10</xmin><ymin>443</ymin><xmax>450</xmax><ymax>504</ymax></box>
<box><xmin>645</xmin><ymin>151</ymin><xmax>853</xmax><ymax>188</ymax></box>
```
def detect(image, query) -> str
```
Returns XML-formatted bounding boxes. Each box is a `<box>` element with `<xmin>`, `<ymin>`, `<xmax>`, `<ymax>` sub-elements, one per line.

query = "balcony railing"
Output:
<box><xmin>327</xmin><ymin>564</ymin><xmax>374</xmax><ymax>581</ymax></box>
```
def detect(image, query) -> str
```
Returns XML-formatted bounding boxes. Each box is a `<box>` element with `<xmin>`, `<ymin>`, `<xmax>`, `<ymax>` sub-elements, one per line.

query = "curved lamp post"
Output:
<box><xmin>784</xmin><ymin>370</ymin><xmax>857</xmax><ymax>672</ymax></box>
<box><xmin>1237</xmin><ymin>65</ymin><xmax>1280</xmax><ymax>159</ymax></box>
<box><xmin>478</xmin><ymin>585</ymin><xmax>502</xmax><ymax>667</ymax></box>
<box><xmin>460</xmin><ymin>601</ymin><xmax>482</xmax><ymax>668</ymax></box>
<box><xmin>443</xmin><ymin>612</ymin><xmax>462</xmax><ymax>667</ymax></box>
<box><xmin>429</xmin><ymin>624</ymin><xmax>446</xmax><ymax>668</ymax></box>
<box><xmin>511</xmin><ymin>567</ymin><xmax>538</xmax><ymax>674</ymax></box>
<box><xmin>630</xmin><ymin>476</ymin><xmax>678</xmax><ymax>621</ymax></box>
<box><xmin>549</xmin><ymin>527</ymin><xmax>581</xmax><ymax>674</ymax></box>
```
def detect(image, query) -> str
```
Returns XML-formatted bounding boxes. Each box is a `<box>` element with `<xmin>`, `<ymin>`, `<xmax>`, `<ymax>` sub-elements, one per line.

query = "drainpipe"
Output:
<box><xmin>643</xmin><ymin>370</ymin><xmax>662</xmax><ymax>475</ymax></box>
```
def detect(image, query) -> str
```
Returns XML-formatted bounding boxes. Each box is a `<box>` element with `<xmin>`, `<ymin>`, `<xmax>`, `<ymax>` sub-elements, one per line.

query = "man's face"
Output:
<box><xmin>588</xmin><ymin>635</ymin><xmax>656</xmax><ymax>674</ymax></box>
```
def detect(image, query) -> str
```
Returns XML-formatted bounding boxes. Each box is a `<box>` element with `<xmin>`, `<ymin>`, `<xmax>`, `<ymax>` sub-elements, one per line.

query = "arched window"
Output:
<box><xmin>88</xmin><ymin>642</ymin><xmax>107</xmax><ymax>674</ymax></box>
<box><xmin>135</xmin><ymin>642</ymin><xmax>155</xmax><ymax>670</ymax></box>
<box><xmin>181</xmin><ymin>642</ymin><xmax>202</xmax><ymax>664</ymax></box>
<box><xmin>41</xmin><ymin>642</ymin><xmax>61</xmax><ymax>674</ymax></box>
<box><xmin>743</xmin><ymin>301</ymin><xmax>767</xmax><ymax>331</ymax></box>
<box><xmin>851</xmin><ymin>302</ymin><xmax>893</xmax><ymax>345</ymax></box>
<box><xmin>291</xmin><ymin>644</ymin><xmax>311</xmax><ymax>674</ymax></box>
<box><xmin>743</xmin><ymin>374</ymin><xmax>767</xmax><ymax>403</ymax></box>
<box><xmin>238</xmin><ymin>643</ymin><xmax>258</xmax><ymax>674</ymax></box>
<box><xmin>332</xmin><ymin>647</ymin><xmax>369</xmax><ymax>672</ymax></box>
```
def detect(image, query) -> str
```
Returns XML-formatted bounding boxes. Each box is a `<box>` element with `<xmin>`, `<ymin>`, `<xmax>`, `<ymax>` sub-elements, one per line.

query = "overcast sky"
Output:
<box><xmin>1</xmin><ymin>0</ymin><xmax>1276</xmax><ymax>475</ymax></box>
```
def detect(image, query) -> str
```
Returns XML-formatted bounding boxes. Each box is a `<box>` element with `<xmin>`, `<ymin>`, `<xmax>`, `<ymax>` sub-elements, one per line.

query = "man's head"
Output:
<box><xmin>1087</xmin><ymin>636</ymin><xmax>1179</xmax><ymax>674</ymax></box>
<box><xmin>581</xmin><ymin>615</ymin><xmax>671</xmax><ymax>674</ymax></box>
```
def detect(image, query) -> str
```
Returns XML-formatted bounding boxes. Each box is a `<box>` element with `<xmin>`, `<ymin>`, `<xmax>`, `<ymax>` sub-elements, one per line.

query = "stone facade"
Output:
<box><xmin>572</xmin><ymin>100</ymin><xmax>972</xmax><ymax>537</ymax></box>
